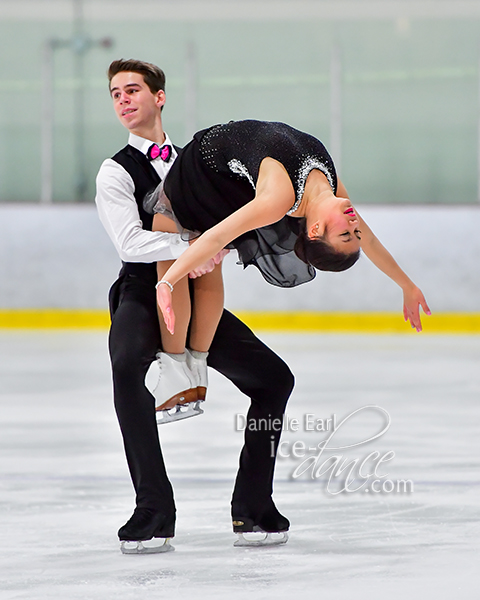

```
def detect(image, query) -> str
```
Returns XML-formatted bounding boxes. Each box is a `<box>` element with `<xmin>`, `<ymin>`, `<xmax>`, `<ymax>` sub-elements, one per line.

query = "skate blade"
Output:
<box><xmin>156</xmin><ymin>401</ymin><xmax>204</xmax><ymax>425</ymax></box>
<box><xmin>234</xmin><ymin>532</ymin><xmax>289</xmax><ymax>547</ymax></box>
<box><xmin>120</xmin><ymin>538</ymin><xmax>175</xmax><ymax>554</ymax></box>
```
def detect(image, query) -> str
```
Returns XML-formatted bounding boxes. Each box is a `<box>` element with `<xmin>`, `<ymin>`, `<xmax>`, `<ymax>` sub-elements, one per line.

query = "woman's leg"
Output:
<box><xmin>189</xmin><ymin>263</ymin><xmax>224</xmax><ymax>353</ymax></box>
<box><xmin>153</xmin><ymin>214</ymin><xmax>223</xmax><ymax>415</ymax></box>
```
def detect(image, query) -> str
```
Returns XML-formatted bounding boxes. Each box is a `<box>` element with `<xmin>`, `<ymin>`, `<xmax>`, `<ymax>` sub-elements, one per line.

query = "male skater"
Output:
<box><xmin>95</xmin><ymin>59</ymin><xmax>294</xmax><ymax>553</ymax></box>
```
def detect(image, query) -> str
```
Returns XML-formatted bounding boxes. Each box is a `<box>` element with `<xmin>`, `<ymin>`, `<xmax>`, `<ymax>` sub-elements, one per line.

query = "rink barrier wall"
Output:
<box><xmin>1</xmin><ymin>205</ymin><xmax>479</xmax><ymax>314</ymax></box>
<box><xmin>0</xmin><ymin>310</ymin><xmax>479</xmax><ymax>334</ymax></box>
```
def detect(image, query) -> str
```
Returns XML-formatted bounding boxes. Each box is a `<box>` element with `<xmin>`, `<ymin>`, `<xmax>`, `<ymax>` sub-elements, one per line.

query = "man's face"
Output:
<box><xmin>109</xmin><ymin>71</ymin><xmax>165</xmax><ymax>132</ymax></box>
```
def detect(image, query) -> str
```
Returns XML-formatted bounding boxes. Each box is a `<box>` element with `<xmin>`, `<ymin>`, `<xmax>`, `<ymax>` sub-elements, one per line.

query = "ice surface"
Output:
<box><xmin>0</xmin><ymin>332</ymin><xmax>479</xmax><ymax>599</ymax></box>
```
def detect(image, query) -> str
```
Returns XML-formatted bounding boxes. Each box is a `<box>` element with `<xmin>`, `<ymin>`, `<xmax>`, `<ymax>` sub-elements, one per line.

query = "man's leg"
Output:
<box><xmin>108</xmin><ymin>274</ymin><xmax>175</xmax><ymax>526</ymax></box>
<box><xmin>207</xmin><ymin>309</ymin><xmax>294</xmax><ymax>520</ymax></box>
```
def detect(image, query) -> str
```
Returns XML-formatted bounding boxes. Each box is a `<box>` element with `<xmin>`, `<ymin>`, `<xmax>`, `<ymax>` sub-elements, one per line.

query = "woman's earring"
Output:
<box><xmin>309</xmin><ymin>222</ymin><xmax>321</xmax><ymax>238</ymax></box>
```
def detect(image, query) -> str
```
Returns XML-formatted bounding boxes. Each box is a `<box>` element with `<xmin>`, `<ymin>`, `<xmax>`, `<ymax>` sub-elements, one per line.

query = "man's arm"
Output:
<box><xmin>95</xmin><ymin>159</ymin><xmax>189</xmax><ymax>263</ymax></box>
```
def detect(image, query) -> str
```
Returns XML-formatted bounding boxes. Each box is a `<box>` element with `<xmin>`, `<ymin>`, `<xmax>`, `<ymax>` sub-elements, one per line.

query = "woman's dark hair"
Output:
<box><xmin>294</xmin><ymin>226</ymin><xmax>360</xmax><ymax>272</ymax></box>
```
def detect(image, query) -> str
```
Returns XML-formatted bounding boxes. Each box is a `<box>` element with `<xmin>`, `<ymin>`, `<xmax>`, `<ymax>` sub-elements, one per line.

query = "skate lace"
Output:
<box><xmin>154</xmin><ymin>356</ymin><xmax>164</xmax><ymax>390</ymax></box>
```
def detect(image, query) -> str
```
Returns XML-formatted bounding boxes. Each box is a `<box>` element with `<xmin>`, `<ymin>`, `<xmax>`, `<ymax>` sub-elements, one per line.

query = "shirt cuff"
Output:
<box><xmin>169</xmin><ymin>237</ymin><xmax>190</xmax><ymax>259</ymax></box>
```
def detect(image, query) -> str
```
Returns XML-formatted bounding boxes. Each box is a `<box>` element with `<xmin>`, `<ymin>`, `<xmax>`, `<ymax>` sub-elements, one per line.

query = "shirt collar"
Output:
<box><xmin>128</xmin><ymin>132</ymin><xmax>174</xmax><ymax>157</ymax></box>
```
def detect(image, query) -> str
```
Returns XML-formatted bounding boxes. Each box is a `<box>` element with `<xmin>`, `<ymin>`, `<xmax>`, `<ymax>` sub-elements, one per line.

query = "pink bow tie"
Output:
<box><xmin>147</xmin><ymin>143</ymin><xmax>172</xmax><ymax>162</ymax></box>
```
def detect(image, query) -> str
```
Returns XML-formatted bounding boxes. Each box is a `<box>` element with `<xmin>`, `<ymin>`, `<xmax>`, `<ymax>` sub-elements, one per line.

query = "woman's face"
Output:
<box><xmin>320</xmin><ymin>198</ymin><xmax>361</xmax><ymax>253</ymax></box>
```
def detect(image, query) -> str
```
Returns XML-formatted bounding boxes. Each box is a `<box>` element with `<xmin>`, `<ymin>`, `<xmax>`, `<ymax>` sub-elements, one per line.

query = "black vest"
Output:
<box><xmin>111</xmin><ymin>144</ymin><xmax>164</xmax><ymax>279</ymax></box>
<box><xmin>112</xmin><ymin>144</ymin><xmax>160</xmax><ymax>232</ymax></box>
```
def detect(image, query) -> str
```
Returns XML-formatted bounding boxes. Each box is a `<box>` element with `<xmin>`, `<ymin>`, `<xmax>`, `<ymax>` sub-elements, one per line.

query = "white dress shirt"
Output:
<box><xmin>95</xmin><ymin>132</ymin><xmax>189</xmax><ymax>263</ymax></box>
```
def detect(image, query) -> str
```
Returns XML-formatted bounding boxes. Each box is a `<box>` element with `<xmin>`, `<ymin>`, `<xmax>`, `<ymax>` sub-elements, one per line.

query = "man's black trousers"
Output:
<box><xmin>108</xmin><ymin>265</ymin><xmax>294</xmax><ymax>516</ymax></box>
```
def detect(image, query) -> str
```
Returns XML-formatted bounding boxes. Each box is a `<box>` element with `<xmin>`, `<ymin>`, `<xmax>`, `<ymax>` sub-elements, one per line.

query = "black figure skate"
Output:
<box><xmin>232</xmin><ymin>500</ymin><xmax>289</xmax><ymax>547</ymax></box>
<box><xmin>118</xmin><ymin>507</ymin><xmax>175</xmax><ymax>554</ymax></box>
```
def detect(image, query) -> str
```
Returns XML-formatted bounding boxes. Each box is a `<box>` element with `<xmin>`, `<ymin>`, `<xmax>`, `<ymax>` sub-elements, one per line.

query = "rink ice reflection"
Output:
<box><xmin>0</xmin><ymin>332</ymin><xmax>479</xmax><ymax>599</ymax></box>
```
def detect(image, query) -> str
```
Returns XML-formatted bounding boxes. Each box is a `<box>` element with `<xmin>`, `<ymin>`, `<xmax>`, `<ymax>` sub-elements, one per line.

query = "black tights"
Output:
<box><xmin>108</xmin><ymin>270</ymin><xmax>294</xmax><ymax>515</ymax></box>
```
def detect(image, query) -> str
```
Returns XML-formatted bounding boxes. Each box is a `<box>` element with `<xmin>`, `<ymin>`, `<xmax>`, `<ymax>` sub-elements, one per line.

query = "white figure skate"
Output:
<box><xmin>186</xmin><ymin>349</ymin><xmax>208</xmax><ymax>402</ymax></box>
<box><xmin>149</xmin><ymin>352</ymin><xmax>202</xmax><ymax>424</ymax></box>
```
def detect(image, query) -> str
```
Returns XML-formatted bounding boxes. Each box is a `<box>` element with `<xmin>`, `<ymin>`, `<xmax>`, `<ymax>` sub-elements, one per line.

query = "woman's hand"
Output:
<box><xmin>188</xmin><ymin>258</ymin><xmax>216</xmax><ymax>279</ymax></box>
<box><xmin>403</xmin><ymin>284</ymin><xmax>431</xmax><ymax>332</ymax></box>
<box><xmin>156</xmin><ymin>281</ymin><xmax>175</xmax><ymax>335</ymax></box>
<box><xmin>188</xmin><ymin>249</ymin><xmax>230</xmax><ymax>279</ymax></box>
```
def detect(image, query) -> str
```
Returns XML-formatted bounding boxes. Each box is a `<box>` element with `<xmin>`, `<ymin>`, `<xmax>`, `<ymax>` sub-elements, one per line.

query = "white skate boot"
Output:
<box><xmin>151</xmin><ymin>352</ymin><xmax>201</xmax><ymax>424</ymax></box>
<box><xmin>186</xmin><ymin>349</ymin><xmax>208</xmax><ymax>402</ymax></box>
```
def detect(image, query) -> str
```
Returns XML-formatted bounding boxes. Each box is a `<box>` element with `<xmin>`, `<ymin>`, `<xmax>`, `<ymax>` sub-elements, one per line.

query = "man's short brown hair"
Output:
<box><xmin>108</xmin><ymin>59</ymin><xmax>166</xmax><ymax>93</ymax></box>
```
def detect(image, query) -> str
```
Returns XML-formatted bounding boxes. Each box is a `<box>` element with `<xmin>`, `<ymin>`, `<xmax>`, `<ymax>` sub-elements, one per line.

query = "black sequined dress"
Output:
<box><xmin>163</xmin><ymin>120</ymin><xmax>338</xmax><ymax>287</ymax></box>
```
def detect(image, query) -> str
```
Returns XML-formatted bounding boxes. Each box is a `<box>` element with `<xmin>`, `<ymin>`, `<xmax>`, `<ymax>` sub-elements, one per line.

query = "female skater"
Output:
<box><xmin>152</xmin><ymin>120</ymin><xmax>430</xmax><ymax>416</ymax></box>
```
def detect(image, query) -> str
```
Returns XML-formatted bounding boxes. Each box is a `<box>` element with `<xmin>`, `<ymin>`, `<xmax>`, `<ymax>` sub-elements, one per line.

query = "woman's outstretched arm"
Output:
<box><xmin>337</xmin><ymin>179</ymin><xmax>431</xmax><ymax>332</ymax></box>
<box><xmin>356</xmin><ymin>211</ymin><xmax>431</xmax><ymax>331</ymax></box>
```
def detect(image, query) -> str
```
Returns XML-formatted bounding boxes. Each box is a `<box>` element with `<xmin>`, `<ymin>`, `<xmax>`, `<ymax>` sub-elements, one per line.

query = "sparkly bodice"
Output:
<box><xmin>198</xmin><ymin>120</ymin><xmax>337</xmax><ymax>214</ymax></box>
<box><xmin>162</xmin><ymin>120</ymin><xmax>338</xmax><ymax>287</ymax></box>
